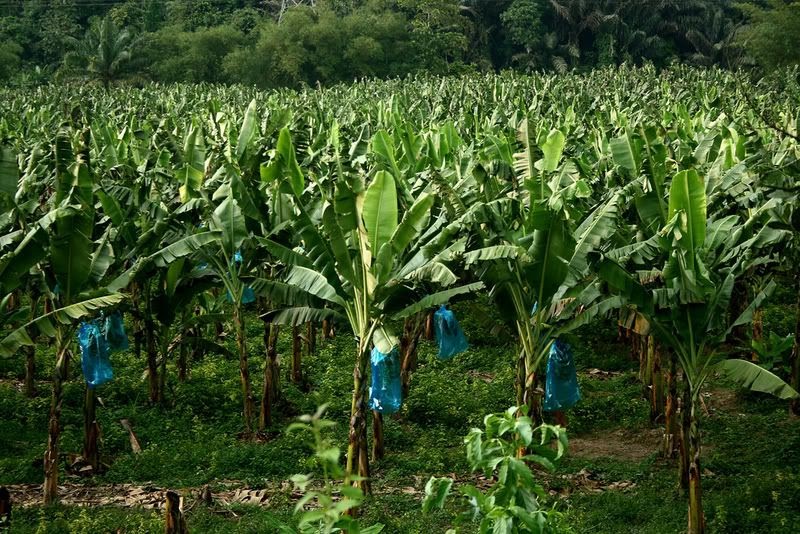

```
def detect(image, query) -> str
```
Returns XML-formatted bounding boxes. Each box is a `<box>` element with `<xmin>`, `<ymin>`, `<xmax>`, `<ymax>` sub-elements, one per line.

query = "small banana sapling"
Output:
<box><xmin>423</xmin><ymin>406</ymin><xmax>568</xmax><ymax>534</ymax></box>
<box><xmin>288</xmin><ymin>405</ymin><xmax>384</xmax><ymax>534</ymax></box>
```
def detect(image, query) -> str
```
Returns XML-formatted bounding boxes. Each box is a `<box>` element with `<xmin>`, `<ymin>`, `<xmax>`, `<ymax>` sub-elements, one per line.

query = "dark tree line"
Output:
<box><xmin>0</xmin><ymin>0</ymin><xmax>798</xmax><ymax>88</ymax></box>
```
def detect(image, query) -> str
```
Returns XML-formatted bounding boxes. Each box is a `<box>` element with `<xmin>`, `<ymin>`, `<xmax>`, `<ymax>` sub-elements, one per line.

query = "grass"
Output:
<box><xmin>0</xmin><ymin>297</ymin><xmax>798</xmax><ymax>533</ymax></box>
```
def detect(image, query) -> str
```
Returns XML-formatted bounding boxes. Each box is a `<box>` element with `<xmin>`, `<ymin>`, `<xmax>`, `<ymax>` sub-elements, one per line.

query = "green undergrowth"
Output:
<box><xmin>1</xmin><ymin>298</ymin><xmax>799</xmax><ymax>533</ymax></box>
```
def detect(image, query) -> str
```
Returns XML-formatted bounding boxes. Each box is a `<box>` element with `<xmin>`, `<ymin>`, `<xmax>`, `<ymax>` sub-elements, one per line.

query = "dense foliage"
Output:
<box><xmin>1</xmin><ymin>66</ymin><xmax>799</xmax><ymax>533</ymax></box>
<box><xmin>0</xmin><ymin>0</ymin><xmax>799</xmax><ymax>88</ymax></box>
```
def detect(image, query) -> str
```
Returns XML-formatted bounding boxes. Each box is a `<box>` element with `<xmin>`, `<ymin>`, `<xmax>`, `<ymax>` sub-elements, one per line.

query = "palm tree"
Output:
<box><xmin>547</xmin><ymin>0</ymin><xmax>616</xmax><ymax>67</ymax></box>
<box><xmin>604</xmin><ymin>0</ymin><xmax>675</xmax><ymax>65</ymax></box>
<box><xmin>64</xmin><ymin>15</ymin><xmax>136</xmax><ymax>90</ymax></box>
<box><xmin>684</xmin><ymin>9</ymin><xmax>742</xmax><ymax>67</ymax></box>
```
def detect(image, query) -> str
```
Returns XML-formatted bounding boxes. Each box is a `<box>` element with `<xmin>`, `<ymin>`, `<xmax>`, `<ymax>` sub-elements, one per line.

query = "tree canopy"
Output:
<box><xmin>0</xmin><ymin>0</ymin><xmax>797</xmax><ymax>88</ymax></box>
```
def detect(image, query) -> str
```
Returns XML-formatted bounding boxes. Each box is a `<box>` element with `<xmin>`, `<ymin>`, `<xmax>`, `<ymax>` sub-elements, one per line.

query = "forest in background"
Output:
<box><xmin>0</xmin><ymin>0</ymin><xmax>799</xmax><ymax>89</ymax></box>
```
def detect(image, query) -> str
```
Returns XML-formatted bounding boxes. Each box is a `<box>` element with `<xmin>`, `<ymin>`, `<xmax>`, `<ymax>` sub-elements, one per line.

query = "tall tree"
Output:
<box><xmin>398</xmin><ymin>0</ymin><xmax>472</xmax><ymax>73</ymax></box>
<box><xmin>501</xmin><ymin>0</ymin><xmax>547</xmax><ymax>69</ymax></box>
<box><xmin>738</xmin><ymin>0</ymin><xmax>800</xmax><ymax>71</ymax></box>
<box><xmin>64</xmin><ymin>15</ymin><xmax>136</xmax><ymax>89</ymax></box>
<box><xmin>0</xmin><ymin>40</ymin><xmax>22</xmax><ymax>82</ymax></box>
<box><xmin>546</xmin><ymin>0</ymin><xmax>614</xmax><ymax>68</ymax></box>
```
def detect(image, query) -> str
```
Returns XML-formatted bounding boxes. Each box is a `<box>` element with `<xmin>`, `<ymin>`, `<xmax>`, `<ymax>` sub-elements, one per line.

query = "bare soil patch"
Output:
<box><xmin>701</xmin><ymin>387</ymin><xmax>739</xmax><ymax>415</ymax></box>
<box><xmin>568</xmin><ymin>428</ymin><xmax>662</xmax><ymax>462</ymax></box>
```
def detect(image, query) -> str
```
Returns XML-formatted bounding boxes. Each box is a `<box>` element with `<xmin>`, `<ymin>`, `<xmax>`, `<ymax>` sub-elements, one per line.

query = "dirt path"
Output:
<box><xmin>2</xmin><ymin>479</ymin><xmax>430</xmax><ymax>510</ymax></box>
<box><xmin>568</xmin><ymin>428</ymin><xmax>663</xmax><ymax>462</ymax></box>
<box><xmin>3</xmin><ymin>459</ymin><xmax>641</xmax><ymax>512</ymax></box>
<box><xmin>565</xmin><ymin>383</ymin><xmax>743</xmax><ymax>464</ymax></box>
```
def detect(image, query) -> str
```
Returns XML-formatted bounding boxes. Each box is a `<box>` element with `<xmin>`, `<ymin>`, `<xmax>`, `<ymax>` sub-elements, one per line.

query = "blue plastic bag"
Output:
<box><xmin>368</xmin><ymin>346</ymin><xmax>402</xmax><ymax>414</ymax></box>
<box><xmin>434</xmin><ymin>305</ymin><xmax>468</xmax><ymax>360</ymax></box>
<box><xmin>103</xmin><ymin>312</ymin><xmax>129</xmax><ymax>353</ymax></box>
<box><xmin>543</xmin><ymin>339</ymin><xmax>581</xmax><ymax>411</ymax></box>
<box><xmin>226</xmin><ymin>286</ymin><xmax>255</xmax><ymax>304</ymax></box>
<box><xmin>225</xmin><ymin>249</ymin><xmax>254</xmax><ymax>303</ymax></box>
<box><xmin>242</xmin><ymin>286</ymin><xmax>255</xmax><ymax>304</ymax></box>
<box><xmin>78</xmin><ymin>320</ymin><xmax>113</xmax><ymax>388</ymax></box>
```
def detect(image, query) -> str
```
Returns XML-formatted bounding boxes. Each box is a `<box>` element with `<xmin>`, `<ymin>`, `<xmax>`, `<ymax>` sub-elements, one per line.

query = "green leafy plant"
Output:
<box><xmin>288</xmin><ymin>405</ymin><xmax>384</xmax><ymax>534</ymax></box>
<box><xmin>423</xmin><ymin>406</ymin><xmax>568</xmax><ymax>533</ymax></box>
<box><xmin>751</xmin><ymin>333</ymin><xmax>795</xmax><ymax>375</ymax></box>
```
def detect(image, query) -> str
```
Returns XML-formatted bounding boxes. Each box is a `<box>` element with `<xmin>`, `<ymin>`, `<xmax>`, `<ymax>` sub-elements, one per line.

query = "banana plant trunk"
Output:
<box><xmin>291</xmin><ymin>324</ymin><xmax>302</xmax><ymax>384</ymax></box>
<box><xmin>190</xmin><ymin>326</ymin><xmax>205</xmax><ymax>362</ymax></box>
<box><xmin>133</xmin><ymin>325</ymin><xmax>143</xmax><ymax>359</ymax></box>
<box><xmin>679</xmin><ymin>381</ymin><xmax>691</xmax><ymax>490</ymax></box>
<box><xmin>515</xmin><ymin>342</ymin><xmax>542</xmax><ymax>425</ymax></box>
<box><xmin>649</xmin><ymin>338</ymin><xmax>665</xmax><ymax>424</ymax></box>
<box><xmin>687</xmin><ymin>392</ymin><xmax>705</xmax><ymax>534</ymax></box>
<box><xmin>516</xmin><ymin>349</ymin><xmax>542</xmax><ymax>457</ymax></box>
<box><xmin>522</xmin><ymin>370</ymin><xmax>542</xmax><ymax>425</ymax></box>
<box><xmin>322</xmin><ymin>318</ymin><xmax>333</xmax><ymax>339</ymax></box>
<box><xmin>346</xmin><ymin>342</ymin><xmax>371</xmax><ymax>494</ymax></box>
<box><xmin>628</xmin><ymin>329</ymin><xmax>637</xmax><ymax>361</ymax></box>
<box><xmin>515</xmin><ymin>350</ymin><xmax>526</xmax><ymax>410</ymax></box>
<box><xmin>306</xmin><ymin>322</ymin><xmax>316</xmax><ymax>355</ymax></box>
<box><xmin>82</xmin><ymin>386</ymin><xmax>100</xmax><ymax>472</ymax></box>
<box><xmin>638</xmin><ymin>335</ymin><xmax>651</xmax><ymax>398</ymax></box>
<box><xmin>259</xmin><ymin>322</ymin><xmax>280</xmax><ymax>430</ymax></box>
<box><xmin>24</xmin><ymin>344</ymin><xmax>36</xmax><ymax>397</ymax></box>
<box><xmin>662</xmin><ymin>350</ymin><xmax>679</xmax><ymax>458</ymax></box>
<box><xmin>131</xmin><ymin>282</ymin><xmax>144</xmax><ymax>359</ymax></box>
<box><xmin>177</xmin><ymin>335</ymin><xmax>188</xmax><ymax>382</ymax></box>
<box><xmin>145</xmin><ymin>316</ymin><xmax>159</xmax><ymax>404</ymax></box>
<box><xmin>144</xmin><ymin>283</ymin><xmax>159</xmax><ymax>403</ymax></box>
<box><xmin>158</xmin><ymin>326</ymin><xmax>169</xmax><ymax>404</ymax></box>
<box><xmin>751</xmin><ymin>308</ymin><xmax>763</xmax><ymax>362</ymax></box>
<box><xmin>233</xmin><ymin>306</ymin><xmax>254</xmax><ymax>435</ymax></box>
<box><xmin>424</xmin><ymin>310</ymin><xmax>434</xmax><ymax>340</ymax></box>
<box><xmin>400</xmin><ymin>315</ymin><xmax>423</xmax><ymax>396</ymax></box>
<box><xmin>790</xmin><ymin>277</ymin><xmax>800</xmax><ymax>416</ymax></box>
<box><xmin>372</xmin><ymin>411</ymin><xmax>384</xmax><ymax>461</ymax></box>
<box><xmin>43</xmin><ymin>332</ymin><xmax>71</xmax><ymax>505</ymax></box>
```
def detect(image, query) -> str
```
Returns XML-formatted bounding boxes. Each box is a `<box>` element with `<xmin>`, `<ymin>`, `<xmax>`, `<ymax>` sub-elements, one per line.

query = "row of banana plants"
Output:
<box><xmin>1</xmin><ymin>66</ymin><xmax>799</xmax><ymax>533</ymax></box>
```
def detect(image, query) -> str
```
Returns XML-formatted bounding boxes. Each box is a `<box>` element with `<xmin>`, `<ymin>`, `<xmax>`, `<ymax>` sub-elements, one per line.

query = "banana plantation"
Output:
<box><xmin>1</xmin><ymin>66</ymin><xmax>799</xmax><ymax>533</ymax></box>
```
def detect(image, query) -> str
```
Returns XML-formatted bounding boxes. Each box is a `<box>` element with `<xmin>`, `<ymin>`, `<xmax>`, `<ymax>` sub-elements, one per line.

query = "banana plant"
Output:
<box><xmin>257</xmin><ymin>128</ymin><xmax>481</xmax><ymax>492</ymax></box>
<box><xmin>2</xmin><ymin>131</ymin><xmax>128</xmax><ymax>504</ymax></box>
<box><xmin>104</xmin><ymin>182</ymin><xmax>221</xmax><ymax>403</ymax></box>
<box><xmin>609</xmin><ymin>119</ymin><xmax>785</xmax><ymax>440</ymax></box>
<box><xmin>460</xmin><ymin>120</ymin><xmax>622</xmax><ymax>423</ymax></box>
<box><xmin>196</xmin><ymin>195</ymin><xmax>260</xmax><ymax>435</ymax></box>
<box><xmin>0</xmin><ymin>145</ymin><xmax>51</xmax><ymax>355</ymax></box>
<box><xmin>597</xmin><ymin>169</ymin><xmax>798</xmax><ymax>534</ymax></box>
<box><xmin>750</xmin><ymin>132</ymin><xmax>800</xmax><ymax>415</ymax></box>
<box><xmin>201</xmin><ymin>99</ymin><xmax>288</xmax><ymax>435</ymax></box>
<box><xmin>109</xmin><ymin>227</ymin><xmax>225</xmax><ymax>402</ymax></box>
<box><xmin>151</xmin><ymin>258</ymin><xmax>232</xmax><ymax>388</ymax></box>
<box><xmin>0</xmin><ymin>237</ymin><xmax>51</xmax><ymax>401</ymax></box>
<box><xmin>42</xmin><ymin>133</ymin><xmax>123</xmax><ymax>501</ymax></box>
